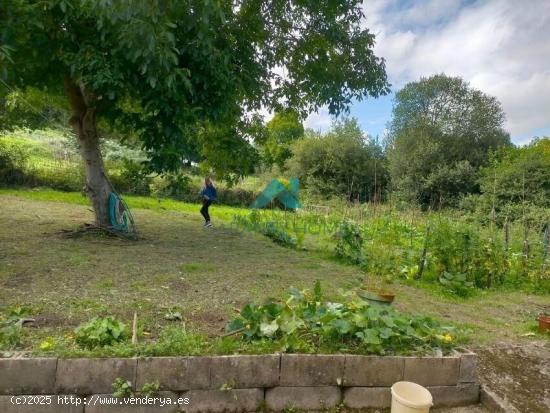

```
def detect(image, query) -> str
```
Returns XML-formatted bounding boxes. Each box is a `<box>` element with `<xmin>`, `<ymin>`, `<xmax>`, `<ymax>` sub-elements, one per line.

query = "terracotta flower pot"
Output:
<box><xmin>358</xmin><ymin>290</ymin><xmax>395</xmax><ymax>306</ymax></box>
<box><xmin>539</xmin><ymin>314</ymin><xmax>550</xmax><ymax>333</ymax></box>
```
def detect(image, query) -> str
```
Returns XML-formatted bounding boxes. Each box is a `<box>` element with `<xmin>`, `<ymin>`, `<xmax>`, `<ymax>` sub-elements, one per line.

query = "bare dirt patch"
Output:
<box><xmin>476</xmin><ymin>342</ymin><xmax>550</xmax><ymax>413</ymax></box>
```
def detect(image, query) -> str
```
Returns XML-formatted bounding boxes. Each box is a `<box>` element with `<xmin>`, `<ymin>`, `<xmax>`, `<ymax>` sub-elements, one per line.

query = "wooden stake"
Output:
<box><xmin>416</xmin><ymin>224</ymin><xmax>431</xmax><ymax>280</ymax></box>
<box><xmin>504</xmin><ymin>218</ymin><xmax>510</xmax><ymax>252</ymax></box>
<box><xmin>132</xmin><ymin>312</ymin><xmax>138</xmax><ymax>345</ymax></box>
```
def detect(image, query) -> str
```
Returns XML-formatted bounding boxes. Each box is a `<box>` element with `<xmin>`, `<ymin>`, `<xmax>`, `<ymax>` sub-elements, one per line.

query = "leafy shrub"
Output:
<box><xmin>233</xmin><ymin>212</ymin><xmax>298</xmax><ymax>248</ymax></box>
<box><xmin>0</xmin><ymin>322</ymin><xmax>22</xmax><ymax>350</ymax></box>
<box><xmin>0</xmin><ymin>139</ymin><xmax>29</xmax><ymax>184</ymax></box>
<box><xmin>439</xmin><ymin>272</ymin><xmax>474</xmax><ymax>297</ymax></box>
<box><xmin>335</xmin><ymin>220</ymin><xmax>365</xmax><ymax>265</ymax></box>
<box><xmin>112</xmin><ymin>377</ymin><xmax>133</xmax><ymax>398</ymax></box>
<box><xmin>140</xmin><ymin>380</ymin><xmax>160</xmax><ymax>396</ymax></box>
<box><xmin>287</xmin><ymin>119</ymin><xmax>387</xmax><ymax>202</ymax></box>
<box><xmin>30</xmin><ymin>161</ymin><xmax>84</xmax><ymax>191</ymax></box>
<box><xmin>228</xmin><ymin>282</ymin><xmax>457</xmax><ymax>355</ymax></box>
<box><xmin>164</xmin><ymin>172</ymin><xmax>193</xmax><ymax>199</ymax></box>
<box><xmin>216</xmin><ymin>186</ymin><xmax>256</xmax><ymax>206</ymax></box>
<box><xmin>109</xmin><ymin>158</ymin><xmax>151</xmax><ymax>195</ymax></box>
<box><xmin>262</xmin><ymin>222</ymin><xmax>297</xmax><ymax>248</ymax></box>
<box><xmin>74</xmin><ymin>316</ymin><xmax>128</xmax><ymax>349</ymax></box>
<box><xmin>0</xmin><ymin>305</ymin><xmax>32</xmax><ymax>350</ymax></box>
<box><xmin>427</xmin><ymin>221</ymin><xmax>510</xmax><ymax>289</ymax></box>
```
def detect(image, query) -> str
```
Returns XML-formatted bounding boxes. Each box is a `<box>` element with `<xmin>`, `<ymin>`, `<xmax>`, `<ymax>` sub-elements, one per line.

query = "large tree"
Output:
<box><xmin>259</xmin><ymin>109</ymin><xmax>304</xmax><ymax>169</ymax></box>
<box><xmin>387</xmin><ymin>74</ymin><xmax>510</xmax><ymax>207</ymax></box>
<box><xmin>1</xmin><ymin>0</ymin><xmax>389</xmax><ymax>227</ymax></box>
<box><xmin>287</xmin><ymin>118</ymin><xmax>387</xmax><ymax>201</ymax></box>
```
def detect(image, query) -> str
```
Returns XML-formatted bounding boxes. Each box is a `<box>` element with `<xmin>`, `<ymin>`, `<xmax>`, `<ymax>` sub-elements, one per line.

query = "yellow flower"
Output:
<box><xmin>442</xmin><ymin>333</ymin><xmax>453</xmax><ymax>343</ymax></box>
<box><xmin>245</xmin><ymin>324</ymin><xmax>251</xmax><ymax>329</ymax></box>
<box><xmin>40</xmin><ymin>340</ymin><xmax>53</xmax><ymax>351</ymax></box>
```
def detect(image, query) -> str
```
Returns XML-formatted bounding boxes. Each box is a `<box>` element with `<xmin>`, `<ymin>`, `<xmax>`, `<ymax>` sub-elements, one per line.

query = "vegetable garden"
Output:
<box><xmin>233</xmin><ymin>205</ymin><xmax>550</xmax><ymax>297</ymax></box>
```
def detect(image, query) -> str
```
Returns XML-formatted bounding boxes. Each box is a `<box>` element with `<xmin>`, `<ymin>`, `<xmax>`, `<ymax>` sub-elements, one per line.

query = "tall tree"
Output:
<box><xmin>387</xmin><ymin>74</ymin><xmax>510</xmax><ymax>207</ymax></box>
<box><xmin>1</xmin><ymin>0</ymin><xmax>389</xmax><ymax>227</ymax></box>
<box><xmin>474</xmin><ymin>137</ymin><xmax>550</xmax><ymax>225</ymax></box>
<box><xmin>287</xmin><ymin>118</ymin><xmax>387</xmax><ymax>201</ymax></box>
<box><xmin>260</xmin><ymin>109</ymin><xmax>304</xmax><ymax>169</ymax></box>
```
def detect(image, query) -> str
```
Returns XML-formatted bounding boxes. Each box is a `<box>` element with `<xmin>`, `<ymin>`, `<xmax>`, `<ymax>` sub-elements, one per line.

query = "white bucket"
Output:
<box><xmin>391</xmin><ymin>381</ymin><xmax>433</xmax><ymax>413</ymax></box>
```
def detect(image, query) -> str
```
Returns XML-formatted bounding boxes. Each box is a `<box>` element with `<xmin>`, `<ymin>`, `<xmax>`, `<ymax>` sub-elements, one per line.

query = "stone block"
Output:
<box><xmin>344</xmin><ymin>355</ymin><xmax>404</xmax><ymax>386</ymax></box>
<box><xmin>0</xmin><ymin>358</ymin><xmax>57</xmax><ymax>395</ymax></box>
<box><xmin>56</xmin><ymin>358</ymin><xmax>137</xmax><ymax>395</ymax></box>
<box><xmin>0</xmin><ymin>395</ymin><xmax>83</xmax><ymax>413</ymax></box>
<box><xmin>184</xmin><ymin>388</ymin><xmax>263</xmax><ymax>413</ymax></box>
<box><xmin>210</xmin><ymin>355</ymin><xmax>279</xmax><ymax>389</ymax></box>
<box><xmin>428</xmin><ymin>383</ymin><xmax>480</xmax><ymax>407</ymax></box>
<box><xmin>136</xmin><ymin>357</ymin><xmax>210</xmax><ymax>391</ymax></box>
<box><xmin>265</xmin><ymin>386</ymin><xmax>341</xmax><ymax>411</ymax></box>
<box><xmin>403</xmin><ymin>356</ymin><xmax>459</xmax><ymax>386</ymax></box>
<box><xmin>280</xmin><ymin>354</ymin><xmax>345</xmax><ymax>386</ymax></box>
<box><xmin>459</xmin><ymin>353</ymin><xmax>478</xmax><ymax>383</ymax></box>
<box><xmin>343</xmin><ymin>387</ymin><xmax>391</xmax><ymax>409</ymax></box>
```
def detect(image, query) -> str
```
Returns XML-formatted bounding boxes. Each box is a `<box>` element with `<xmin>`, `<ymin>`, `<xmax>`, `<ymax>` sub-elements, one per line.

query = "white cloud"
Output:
<box><xmin>304</xmin><ymin>107</ymin><xmax>332</xmax><ymax>131</ymax></box>
<box><xmin>363</xmin><ymin>0</ymin><xmax>550</xmax><ymax>138</ymax></box>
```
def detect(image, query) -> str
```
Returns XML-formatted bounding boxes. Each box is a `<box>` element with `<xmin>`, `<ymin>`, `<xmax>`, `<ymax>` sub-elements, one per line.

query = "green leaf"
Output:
<box><xmin>362</xmin><ymin>329</ymin><xmax>381</xmax><ymax>345</ymax></box>
<box><xmin>260</xmin><ymin>320</ymin><xmax>279</xmax><ymax>337</ymax></box>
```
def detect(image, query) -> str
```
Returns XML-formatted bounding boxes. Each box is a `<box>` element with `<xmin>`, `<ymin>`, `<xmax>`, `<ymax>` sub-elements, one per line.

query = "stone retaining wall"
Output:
<box><xmin>0</xmin><ymin>352</ymin><xmax>479</xmax><ymax>412</ymax></box>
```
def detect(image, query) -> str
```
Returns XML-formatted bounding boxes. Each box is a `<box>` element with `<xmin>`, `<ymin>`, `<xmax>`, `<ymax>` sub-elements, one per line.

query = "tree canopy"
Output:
<box><xmin>259</xmin><ymin>109</ymin><xmax>304</xmax><ymax>169</ymax></box>
<box><xmin>470</xmin><ymin>137</ymin><xmax>550</xmax><ymax>226</ymax></box>
<box><xmin>1</xmin><ymin>0</ymin><xmax>389</xmax><ymax>225</ymax></box>
<box><xmin>387</xmin><ymin>74</ymin><xmax>510</xmax><ymax>207</ymax></box>
<box><xmin>287</xmin><ymin>118</ymin><xmax>386</xmax><ymax>202</ymax></box>
<box><xmin>1</xmin><ymin>0</ymin><xmax>389</xmax><ymax>172</ymax></box>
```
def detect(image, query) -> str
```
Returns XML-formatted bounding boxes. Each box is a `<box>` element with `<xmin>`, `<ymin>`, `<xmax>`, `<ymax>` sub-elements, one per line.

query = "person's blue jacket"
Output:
<box><xmin>201</xmin><ymin>184</ymin><xmax>217</xmax><ymax>201</ymax></box>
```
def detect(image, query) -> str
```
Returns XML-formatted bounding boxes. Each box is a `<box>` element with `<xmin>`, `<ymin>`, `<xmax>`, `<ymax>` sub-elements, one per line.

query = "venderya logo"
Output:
<box><xmin>251</xmin><ymin>178</ymin><xmax>300</xmax><ymax>210</ymax></box>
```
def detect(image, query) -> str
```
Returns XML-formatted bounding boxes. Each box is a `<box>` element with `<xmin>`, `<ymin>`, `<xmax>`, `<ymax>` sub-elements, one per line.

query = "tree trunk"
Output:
<box><xmin>64</xmin><ymin>76</ymin><xmax>112</xmax><ymax>227</ymax></box>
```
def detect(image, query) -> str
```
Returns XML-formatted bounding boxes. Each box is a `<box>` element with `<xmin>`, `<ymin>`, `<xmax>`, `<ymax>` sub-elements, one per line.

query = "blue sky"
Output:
<box><xmin>304</xmin><ymin>0</ymin><xmax>550</xmax><ymax>145</ymax></box>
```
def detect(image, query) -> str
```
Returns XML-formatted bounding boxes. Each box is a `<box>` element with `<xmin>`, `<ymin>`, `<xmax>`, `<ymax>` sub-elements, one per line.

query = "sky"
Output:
<box><xmin>304</xmin><ymin>0</ymin><xmax>550</xmax><ymax>145</ymax></box>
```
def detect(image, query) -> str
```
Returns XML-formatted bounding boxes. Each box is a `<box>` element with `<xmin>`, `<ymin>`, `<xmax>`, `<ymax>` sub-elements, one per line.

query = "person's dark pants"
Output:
<box><xmin>200</xmin><ymin>199</ymin><xmax>212</xmax><ymax>222</ymax></box>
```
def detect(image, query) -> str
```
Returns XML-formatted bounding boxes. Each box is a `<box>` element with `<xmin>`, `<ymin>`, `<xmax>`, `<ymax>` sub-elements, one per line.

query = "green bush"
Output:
<box><xmin>0</xmin><ymin>139</ymin><xmax>29</xmax><ymax>184</ymax></box>
<box><xmin>31</xmin><ymin>162</ymin><xmax>84</xmax><ymax>191</ymax></box>
<box><xmin>464</xmin><ymin>138</ymin><xmax>550</xmax><ymax>227</ymax></box>
<box><xmin>216</xmin><ymin>186</ymin><xmax>257</xmax><ymax>206</ymax></box>
<box><xmin>0</xmin><ymin>323</ymin><xmax>22</xmax><ymax>350</ymax></box>
<box><xmin>108</xmin><ymin>158</ymin><xmax>151</xmax><ymax>195</ymax></box>
<box><xmin>233</xmin><ymin>211</ymin><xmax>297</xmax><ymax>248</ymax></box>
<box><xmin>74</xmin><ymin>316</ymin><xmax>128</xmax><ymax>349</ymax></box>
<box><xmin>262</xmin><ymin>222</ymin><xmax>297</xmax><ymax>248</ymax></box>
<box><xmin>0</xmin><ymin>305</ymin><xmax>33</xmax><ymax>350</ymax></box>
<box><xmin>335</xmin><ymin>220</ymin><xmax>365</xmax><ymax>265</ymax></box>
<box><xmin>287</xmin><ymin>119</ymin><xmax>387</xmax><ymax>202</ymax></box>
<box><xmin>438</xmin><ymin>272</ymin><xmax>474</xmax><ymax>297</ymax></box>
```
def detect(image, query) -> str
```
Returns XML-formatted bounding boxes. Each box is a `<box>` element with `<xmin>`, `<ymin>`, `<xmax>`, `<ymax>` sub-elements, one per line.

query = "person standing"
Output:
<box><xmin>200</xmin><ymin>177</ymin><xmax>217</xmax><ymax>227</ymax></box>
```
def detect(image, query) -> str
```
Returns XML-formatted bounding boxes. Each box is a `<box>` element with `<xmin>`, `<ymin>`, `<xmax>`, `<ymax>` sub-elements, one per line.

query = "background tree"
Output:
<box><xmin>287</xmin><ymin>118</ymin><xmax>387</xmax><ymax>201</ymax></box>
<box><xmin>1</xmin><ymin>0</ymin><xmax>389</xmax><ymax>227</ymax></box>
<box><xmin>0</xmin><ymin>87</ymin><xmax>68</xmax><ymax>131</ymax></box>
<box><xmin>387</xmin><ymin>74</ymin><xmax>510</xmax><ymax>207</ymax></box>
<box><xmin>260</xmin><ymin>109</ymin><xmax>304</xmax><ymax>170</ymax></box>
<box><xmin>464</xmin><ymin>137</ymin><xmax>550</xmax><ymax>226</ymax></box>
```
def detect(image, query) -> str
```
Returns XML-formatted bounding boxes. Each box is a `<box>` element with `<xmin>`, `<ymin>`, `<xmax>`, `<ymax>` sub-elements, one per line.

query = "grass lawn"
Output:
<box><xmin>1</xmin><ymin>189</ymin><xmax>548</xmax><ymax>357</ymax></box>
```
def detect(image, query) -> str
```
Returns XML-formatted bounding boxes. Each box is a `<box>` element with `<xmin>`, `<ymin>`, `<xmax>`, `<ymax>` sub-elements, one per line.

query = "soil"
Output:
<box><xmin>476</xmin><ymin>341</ymin><xmax>550</xmax><ymax>413</ymax></box>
